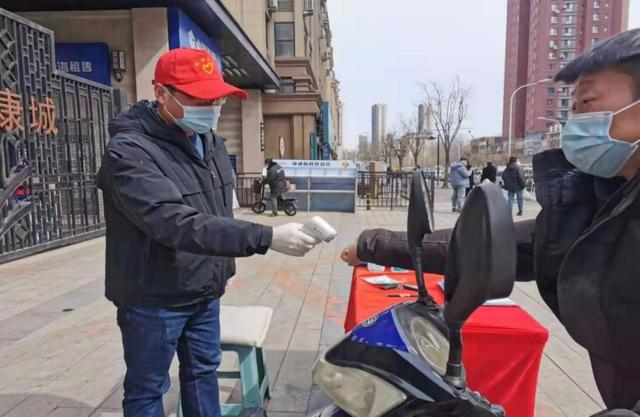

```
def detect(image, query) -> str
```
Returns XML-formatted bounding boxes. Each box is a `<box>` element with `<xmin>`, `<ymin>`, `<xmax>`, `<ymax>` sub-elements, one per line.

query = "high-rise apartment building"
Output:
<box><xmin>358</xmin><ymin>134</ymin><xmax>369</xmax><ymax>155</ymax></box>
<box><xmin>503</xmin><ymin>0</ymin><xmax>629</xmax><ymax>138</ymax></box>
<box><xmin>371</xmin><ymin>103</ymin><xmax>387</xmax><ymax>148</ymax></box>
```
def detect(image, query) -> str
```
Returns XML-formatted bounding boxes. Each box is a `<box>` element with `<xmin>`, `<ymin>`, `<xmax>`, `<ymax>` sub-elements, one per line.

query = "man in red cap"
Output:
<box><xmin>97</xmin><ymin>48</ymin><xmax>319</xmax><ymax>417</ymax></box>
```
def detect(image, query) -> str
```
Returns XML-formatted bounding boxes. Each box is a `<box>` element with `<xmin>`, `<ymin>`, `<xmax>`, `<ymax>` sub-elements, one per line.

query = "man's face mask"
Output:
<box><xmin>165</xmin><ymin>87</ymin><xmax>223</xmax><ymax>134</ymax></box>
<box><xmin>561</xmin><ymin>99</ymin><xmax>640</xmax><ymax>178</ymax></box>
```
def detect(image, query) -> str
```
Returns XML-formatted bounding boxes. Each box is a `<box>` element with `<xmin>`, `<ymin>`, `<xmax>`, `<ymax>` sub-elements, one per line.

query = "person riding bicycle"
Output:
<box><xmin>263</xmin><ymin>159</ymin><xmax>288</xmax><ymax>217</ymax></box>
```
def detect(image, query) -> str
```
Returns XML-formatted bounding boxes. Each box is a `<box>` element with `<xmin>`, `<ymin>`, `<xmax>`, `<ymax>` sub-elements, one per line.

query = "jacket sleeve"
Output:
<box><xmin>357</xmin><ymin>228</ymin><xmax>450</xmax><ymax>274</ymax></box>
<box><xmin>356</xmin><ymin>220</ymin><xmax>536</xmax><ymax>281</ymax></box>
<box><xmin>99</xmin><ymin>142</ymin><xmax>273</xmax><ymax>257</ymax></box>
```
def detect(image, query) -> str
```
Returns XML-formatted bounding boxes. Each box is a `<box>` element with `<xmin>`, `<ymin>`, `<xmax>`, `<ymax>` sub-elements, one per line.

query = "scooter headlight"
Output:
<box><xmin>313</xmin><ymin>357</ymin><xmax>407</xmax><ymax>417</ymax></box>
<box><xmin>409</xmin><ymin>316</ymin><xmax>449</xmax><ymax>375</ymax></box>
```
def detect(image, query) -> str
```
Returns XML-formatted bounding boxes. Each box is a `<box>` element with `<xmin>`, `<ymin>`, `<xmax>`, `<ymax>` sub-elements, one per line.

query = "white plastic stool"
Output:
<box><xmin>177</xmin><ymin>305</ymin><xmax>273</xmax><ymax>417</ymax></box>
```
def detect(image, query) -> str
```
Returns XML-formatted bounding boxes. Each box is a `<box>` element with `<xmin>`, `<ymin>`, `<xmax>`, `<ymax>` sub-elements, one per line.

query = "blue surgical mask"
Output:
<box><xmin>166</xmin><ymin>89</ymin><xmax>222</xmax><ymax>134</ymax></box>
<box><xmin>561</xmin><ymin>99</ymin><xmax>640</xmax><ymax>178</ymax></box>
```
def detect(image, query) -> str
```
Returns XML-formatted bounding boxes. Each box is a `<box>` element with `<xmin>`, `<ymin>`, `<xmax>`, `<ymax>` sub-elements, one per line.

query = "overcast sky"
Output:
<box><xmin>328</xmin><ymin>0</ymin><xmax>640</xmax><ymax>149</ymax></box>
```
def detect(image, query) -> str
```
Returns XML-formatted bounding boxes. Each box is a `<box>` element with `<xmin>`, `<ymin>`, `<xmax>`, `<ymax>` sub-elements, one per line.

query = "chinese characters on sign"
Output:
<box><xmin>291</xmin><ymin>161</ymin><xmax>331</xmax><ymax>167</ymax></box>
<box><xmin>0</xmin><ymin>89</ymin><xmax>23</xmax><ymax>133</ymax></box>
<box><xmin>29</xmin><ymin>96</ymin><xmax>58</xmax><ymax>135</ymax></box>
<box><xmin>0</xmin><ymin>88</ymin><xmax>58</xmax><ymax>135</ymax></box>
<box><xmin>56</xmin><ymin>60</ymin><xmax>93</xmax><ymax>74</ymax></box>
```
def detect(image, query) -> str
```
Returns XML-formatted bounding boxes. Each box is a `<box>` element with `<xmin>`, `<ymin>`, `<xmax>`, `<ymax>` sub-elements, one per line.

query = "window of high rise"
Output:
<box><xmin>594</xmin><ymin>0</ymin><xmax>601</xmax><ymax>9</ymax></box>
<box><xmin>593</xmin><ymin>13</ymin><xmax>600</xmax><ymax>21</ymax></box>
<box><xmin>548</xmin><ymin>87</ymin><xmax>556</xmax><ymax>96</ymax></box>
<box><xmin>275</xmin><ymin>22</ymin><xmax>295</xmax><ymax>57</ymax></box>
<box><xmin>550</xmin><ymin>27</ymin><xmax>559</xmax><ymax>36</ymax></box>
<box><xmin>592</xmin><ymin>25</ymin><xmax>599</xmax><ymax>34</ymax></box>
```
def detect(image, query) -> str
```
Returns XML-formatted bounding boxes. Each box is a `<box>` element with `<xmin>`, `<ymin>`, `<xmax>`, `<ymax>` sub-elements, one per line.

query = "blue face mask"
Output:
<box><xmin>166</xmin><ymin>89</ymin><xmax>222</xmax><ymax>134</ymax></box>
<box><xmin>561</xmin><ymin>99</ymin><xmax>640</xmax><ymax>178</ymax></box>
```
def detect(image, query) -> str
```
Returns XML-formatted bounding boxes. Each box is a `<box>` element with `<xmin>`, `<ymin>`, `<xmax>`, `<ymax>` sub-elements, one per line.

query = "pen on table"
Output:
<box><xmin>387</xmin><ymin>294</ymin><xmax>417</xmax><ymax>298</ymax></box>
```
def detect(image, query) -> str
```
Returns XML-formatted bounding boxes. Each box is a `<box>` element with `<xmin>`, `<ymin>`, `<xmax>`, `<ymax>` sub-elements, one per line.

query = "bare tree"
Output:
<box><xmin>390</xmin><ymin>133</ymin><xmax>411</xmax><ymax>172</ymax></box>
<box><xmin>422</xmin><ymin>77</ymin><xmax>472</xmax><ymax>188</ymax></box>
<box><xmin>380</xmin><ymin>133</ymin><xmax>395</xmax><ymax>166</ymax></box>
<box><xmin>399</xmin><ymin>114</ymin><xmax>427</xmax><ymax>169</ymax></box>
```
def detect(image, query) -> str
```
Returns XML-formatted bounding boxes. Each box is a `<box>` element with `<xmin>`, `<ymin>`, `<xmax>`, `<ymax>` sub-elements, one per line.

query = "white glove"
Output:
<box><xmin>270</xmin><ymin>222</ymin><xmax>321</xmax><ymax>257</ymax></box>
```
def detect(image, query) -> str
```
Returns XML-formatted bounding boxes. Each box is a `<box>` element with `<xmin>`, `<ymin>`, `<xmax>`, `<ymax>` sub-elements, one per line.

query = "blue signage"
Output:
<box><xmin>54</xmin><ymin>43</ymin><xmax>111</xmax><ymax>86</ymax></box>
<box><xmin>167</xmin><ymin>8</ymin><xmax>223</xmax><ymax>72</ymax></box>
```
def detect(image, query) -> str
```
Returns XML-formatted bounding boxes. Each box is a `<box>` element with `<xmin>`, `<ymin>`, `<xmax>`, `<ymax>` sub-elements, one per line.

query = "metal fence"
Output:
<box><xmin>356</xmin><ymin>171</ymin><xmax>435</xmax><ymax>211</ymax></box>
<box><xmin>235</xmin><ymin>173</ymin><xmax>262</xmax><ymax>207</ymax></box>
<box><xmin>0</xmin><ymin>9</ymin><xmax>112</xmax><ymax>263</ymax></box>
<box><xmin>235</xmin><ymin>171</ymin><xmax>435</xmax><ymax>211</ymax></box>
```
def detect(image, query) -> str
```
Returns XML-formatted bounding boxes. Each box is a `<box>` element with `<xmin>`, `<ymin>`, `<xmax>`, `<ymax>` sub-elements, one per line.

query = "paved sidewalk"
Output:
<box><xmin>0</xmin><ymin>191</ymin><xmax>604</xmax><ymax>417</ymax></box>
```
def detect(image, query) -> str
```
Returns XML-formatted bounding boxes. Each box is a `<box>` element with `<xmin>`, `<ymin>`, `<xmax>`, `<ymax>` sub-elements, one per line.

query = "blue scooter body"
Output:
<box><xmin>310</xmin><ymin>301</ymin><xmax>504</xmax><ymax>417</ymax></box>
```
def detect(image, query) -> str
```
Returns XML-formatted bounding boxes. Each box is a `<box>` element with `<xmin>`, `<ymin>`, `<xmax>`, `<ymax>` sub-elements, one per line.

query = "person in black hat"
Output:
<box><xmin>341</xmin><ymin>28</ymin><xmax>640</xmax><ymax>415</ymax></box>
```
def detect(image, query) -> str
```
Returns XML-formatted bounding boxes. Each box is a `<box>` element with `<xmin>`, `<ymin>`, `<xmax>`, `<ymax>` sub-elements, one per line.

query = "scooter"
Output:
<box><xmin>309</xmin><ymin>171</ymin><xmax>517</xmax><ymax>417</ymax></box>
<box><xmin>250</xmin><ymin>179</ymin><xmax>297</xmax><ymax>216</ymax></box>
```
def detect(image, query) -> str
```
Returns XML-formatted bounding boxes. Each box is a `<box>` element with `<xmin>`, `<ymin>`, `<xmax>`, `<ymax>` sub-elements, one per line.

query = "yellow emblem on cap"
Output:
<box><xmin>195</xmin><ymin>57</ymin><xmax>214</xmax><ymax>75</ymax></box>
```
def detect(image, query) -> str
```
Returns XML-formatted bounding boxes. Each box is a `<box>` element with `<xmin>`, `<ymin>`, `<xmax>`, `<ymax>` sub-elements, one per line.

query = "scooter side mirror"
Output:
<box><xmin>442</xmin><ymin>183</ymin><xmax>516</xmax><ymax>388</ymax></box>
<box><xmin>407</xmin><ymin>171</ymin><xmax>435</xmax><ymax>248</ymax></box>
<box><xmin>407</xmin><ymin>171</ymin><xmax>435</xmax><ymax>305</ymax></box>
<box><xmin>443</xmin><ymin>183</ymin><xmax>516</xmax><ymax>323</ymax></box>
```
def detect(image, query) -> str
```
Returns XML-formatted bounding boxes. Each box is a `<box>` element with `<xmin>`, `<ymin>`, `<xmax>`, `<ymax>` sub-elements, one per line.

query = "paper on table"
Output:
<box><xmin>438</xmin><ymin>280</ymin><xmax>517</xmax><ymax>307</ymax></box>
<box><xmin>364</xmin><ymin>275</ymin><xmax>405</xmax><ymax>285</ymax></box>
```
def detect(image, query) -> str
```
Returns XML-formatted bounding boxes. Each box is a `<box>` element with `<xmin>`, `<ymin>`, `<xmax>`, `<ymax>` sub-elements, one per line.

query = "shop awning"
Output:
<box><xmin>1</xmin><ymin>0</ymin><xmax>280</xmax><ymax>90</ymax></box>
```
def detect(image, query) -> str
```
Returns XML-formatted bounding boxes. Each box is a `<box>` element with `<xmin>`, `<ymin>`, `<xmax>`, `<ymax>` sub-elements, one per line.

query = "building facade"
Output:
<box><xmin>6</xmin><ymin>0</ymin><xmax>342</xmax><ymax>174</ymax></box>
<box><xmin>358</xmin><ymin>134</ymin><xmax>369</xmax><ymax>155</ymax></box>
<box><xmin>502</xmin><ymin>0</ymin><xmax>629</xmax><ymax>138</ymax></box>
<box><xmin>371</xmin><ymin>103</ymin><xmax>387</xmax><ymax>149</ymax></box>
<box><xmin>225</xmin><ymin>0</ymin><xmax>342</xmax><ymax>165</ymax></box>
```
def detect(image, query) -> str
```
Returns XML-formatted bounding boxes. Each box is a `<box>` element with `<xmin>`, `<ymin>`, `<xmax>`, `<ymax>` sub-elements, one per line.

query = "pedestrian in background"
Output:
<box><xmin>465</xmin><ymin>160</ymin><xmax>475</xmax><ymax>196</ymax></box>
<box><xmin>448</xmin><ymin>157</ymin><xmax>471</xmax><ymax>212</ymax></box>
<box><xmin>263</xmin><ymin>158</ymin><xmax>287</xmax><ymax>217</ymax></box>
<box><xmin>502</xmin><ymin>156</ymin><xmax>526</xmax><ymax>216</ymax></box>
<box><xmin>481</xmin><ymin>161</ymin><xmax>497</xmax><ymax>183</ymax></box>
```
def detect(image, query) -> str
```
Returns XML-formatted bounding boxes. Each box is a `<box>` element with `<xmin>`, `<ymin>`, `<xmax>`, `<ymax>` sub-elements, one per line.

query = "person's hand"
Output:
<box><xmin>271</xmin><ymin>222</ymin><xmax>320</xmax><ymax>257</ymax></box>
<box><xmin>340</xmin><ymin>243</ymin><xmax>361</xmax><ymax>266</ymax></box>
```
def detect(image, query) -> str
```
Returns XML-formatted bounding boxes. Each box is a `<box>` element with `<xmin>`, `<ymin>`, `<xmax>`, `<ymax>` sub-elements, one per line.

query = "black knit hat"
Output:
<box><xmin>555</xmin><ymin>29</ymin><xmax>640</xmax><ymax>83</ymax></box>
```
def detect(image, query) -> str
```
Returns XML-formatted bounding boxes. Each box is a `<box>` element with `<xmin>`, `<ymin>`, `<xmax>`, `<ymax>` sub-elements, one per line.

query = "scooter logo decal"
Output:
<box><xmin>362</xmin><ymin>315</ymin><xmax>378</xmax><ymax>327</ymax></box>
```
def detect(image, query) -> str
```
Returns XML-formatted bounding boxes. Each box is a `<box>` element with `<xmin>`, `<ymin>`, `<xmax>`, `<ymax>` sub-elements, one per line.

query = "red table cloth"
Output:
<box><xmin>344</xmin><ymin>266</ymin><xmax>549</xmax><ymax>417</ymax></box>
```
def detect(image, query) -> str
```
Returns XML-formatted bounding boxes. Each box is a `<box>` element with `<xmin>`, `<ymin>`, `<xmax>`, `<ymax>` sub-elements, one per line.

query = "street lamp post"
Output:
<box><xmin>537</xmin><ymin>116</ymin><xmax>563</xmax><ymax>133</ymax></box>
<box><xmin>538</xmin><ymin>116</ymin><xmax>564</xmax><ymax>147</ymax></box>
<box><xmin>509</xmin><ymin>78</ymin><xmax>553</xmax><ymax>157</ymax></box>
<box><xmin>428</xmin><ymin>133</ymin><xmax>441</xmax><ymax>186</ymax></box>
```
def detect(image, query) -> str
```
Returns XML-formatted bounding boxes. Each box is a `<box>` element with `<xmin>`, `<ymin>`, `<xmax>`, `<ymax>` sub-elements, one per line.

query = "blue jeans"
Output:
<box><xmin>508</xmin><ymin>189</ymin><xmax>524</xmax><ymax>213</ymax></box>
<box><xmin>451</xmin><ymin>186</ymin><xmax>466</xmax><ymax>211</ymax></box>
<box><xmin>117</xmin><ymin>298</ymin><xmax>222</xmax><ymax>417</ymax></box>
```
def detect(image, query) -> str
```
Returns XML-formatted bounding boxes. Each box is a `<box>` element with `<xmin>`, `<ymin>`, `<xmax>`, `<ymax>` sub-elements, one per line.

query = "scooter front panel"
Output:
<box><xmin>349</xmin><ymin>308</ymin><xmax>409</xmax><ymax>352</ymax></box>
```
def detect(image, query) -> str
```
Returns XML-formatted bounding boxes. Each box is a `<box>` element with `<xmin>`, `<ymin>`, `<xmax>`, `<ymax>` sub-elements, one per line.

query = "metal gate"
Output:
<box><xmin>0</xmin><ymin>8</ymin><xmax>112</xmax><ymax>263</ymax></box>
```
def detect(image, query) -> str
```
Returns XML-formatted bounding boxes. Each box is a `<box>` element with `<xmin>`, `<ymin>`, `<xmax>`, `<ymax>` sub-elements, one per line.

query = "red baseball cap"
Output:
<box><xmin>154</xmin><ymin>48</ymin><xmax>249</xmax><ymax>100</ymax></box>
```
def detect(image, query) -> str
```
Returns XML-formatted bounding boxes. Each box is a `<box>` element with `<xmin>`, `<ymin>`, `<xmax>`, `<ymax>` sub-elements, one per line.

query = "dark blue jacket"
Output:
<box><xmin>97</xmin><ymin>101</ymin><xmax>272</xmax><ymax>308</ymax></box>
